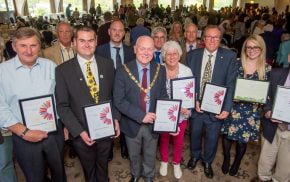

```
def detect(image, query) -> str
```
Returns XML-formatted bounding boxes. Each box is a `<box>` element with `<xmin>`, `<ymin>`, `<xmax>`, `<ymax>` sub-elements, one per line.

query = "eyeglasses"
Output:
<box><xmin>246</xmin><ymin>46</ymin><xmax>261</xmax><ymax>51</ymax></box>
<box><xmin>204</xmin><ymin>36</ymin><xmax>220</xmax><ymax>41</ymax></box>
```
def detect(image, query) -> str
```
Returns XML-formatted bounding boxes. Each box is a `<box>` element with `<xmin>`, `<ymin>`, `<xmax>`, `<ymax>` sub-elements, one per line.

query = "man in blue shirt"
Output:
<box><xmin>0</xmin><ymin>27</ymin><xmax>65</xmax><ymax>182</ymax></box>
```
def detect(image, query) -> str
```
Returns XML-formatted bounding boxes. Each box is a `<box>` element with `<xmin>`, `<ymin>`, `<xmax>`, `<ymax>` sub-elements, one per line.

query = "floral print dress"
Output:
<box><xmin>221</xmin><ymin>63</ymin><xmax>271</xmax><ymax>143</ymax></box>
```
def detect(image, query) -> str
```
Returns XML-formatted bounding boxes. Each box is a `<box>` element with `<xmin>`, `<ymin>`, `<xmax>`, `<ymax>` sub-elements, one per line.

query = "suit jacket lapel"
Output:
<box><xmin>105</xmin><ymin>44</ymin><xmax>111</xmax><ymax>59</ymax></box>
<box><xmin>195</xmin><ymin>49</ymin><xmax>203</xmax><ymax>89</ymax></box>
<box><xmin>149</xmin><ymin>63</ymin><xmax>157</xmax><ymax>107</ymax></box>
<box><xmin>95</xmin><ymin>56</ymin><xmax>105</xmax><ymax>101</ymax></box>
<box><xmin>278</xmin><ymin>69</ymin><xmax>289</xmax><ymax>85</ymax></box>
<box><xmin>129</xmin><ymin>61</ymin><xmax>141</xmax><ymax>107</ymax></box>
<box><xmin>56</xmin><ymin>43</ymin><xmax>62</xmax><ymax>65</ymax></box>
<box><xmin>72</xmin><ymin>57</ymin><xmax>95</xmax><ymax>102</ymax></box>
<box><xmin>211</xmin><ymin>48</ymin><xmax>223</xmax><ymax>83</ymax></box>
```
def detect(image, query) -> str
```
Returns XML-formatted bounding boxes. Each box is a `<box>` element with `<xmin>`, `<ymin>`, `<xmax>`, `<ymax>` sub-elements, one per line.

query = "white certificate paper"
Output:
<box><xmin>271</xmin><ymin>86</ymin><xmax>290</xmax><ymax>123</ymax></box>
<box><xmin>234</xmin><ymin>79</ymin><xmax>269</xmax><ymax>104</ymax></box>
<box><xmin>154</xmin><ymin>99</ymin><xmax>181</xmax><ymax>133</ymax></box>
<box><xmin>19</xmin><ymin>95</ymin><xmax>57</xmax><ymax>133</ymax></box>
<box><xmin>171</xmin><ymin>77</ymin><xmax>195</xmax><ymax>108</ymax></box>
<box><xmin>83</xmin><ymin>102</ymin><xmax>115</xmax><ymax>140</ymax></box>
<box><xmin>200</xmin><ymin>83</ymin><xmax>227</xmax><ymax>114</ymax></box>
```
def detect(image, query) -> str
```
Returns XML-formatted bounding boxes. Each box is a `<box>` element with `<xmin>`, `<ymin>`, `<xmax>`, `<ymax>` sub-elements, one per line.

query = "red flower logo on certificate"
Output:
<box><xmin>39</xmin><ymin>100</ymin><xmax>53</xmax><ymax>120</ymax></box>
<box><xmin>184</xmin><ymin>81</ymin><xmax>194</xmax><ymax>98</ymax></box>
<box><xmin>214</xmin><ymin>90</ymin><xmax>225</xmax><ymax>105</ymax></box>
<box><xmin>167</xmin><ymin>105</ymin><xmax>179</xmax><ymax>122</ymax></box>
<box><xmin>100</xmin><ymin>106</ymin><xmax>112</xmax><ymax>125</ymax></box>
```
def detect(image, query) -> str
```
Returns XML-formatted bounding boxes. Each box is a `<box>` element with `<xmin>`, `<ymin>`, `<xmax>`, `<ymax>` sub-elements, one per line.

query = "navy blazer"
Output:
<box><xmin>113</xmin><ymin>60</ymin><xmax>168</xmax><ymax>138</ymax></box>
<box><xmin>262</xmin><ymin>68</ymin><xmax>289</xmax><ymax>143</ymax></box>
<box><xmin>95</xmin><ymin>43</ymin><xmax>135</xmax><ymax>65</ymax></box>
<box><xmin>186</xmin><ymin>47</ymin><xmax>238</xmax><ymax>119</ymax></box>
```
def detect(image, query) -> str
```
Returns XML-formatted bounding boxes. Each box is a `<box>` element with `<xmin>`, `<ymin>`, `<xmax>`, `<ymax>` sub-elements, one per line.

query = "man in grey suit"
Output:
<box><xmin>96</xmin><ymin>20</ymin><xmax>135</xmax><ymax>160</ymax></box>
<box><xmin>55</xmin><ymin>26</ymin><xmax>120</xmax><ymax>182</ymax></box>
<box><xmin>113</xmin><ymin>36</ymin><xmax>167</xmax><ymax>182</ymax></box>
<box><xmin>186</xmin><ymin>25</ymin><xmax>237</xmax><ymax>178</ymax></box>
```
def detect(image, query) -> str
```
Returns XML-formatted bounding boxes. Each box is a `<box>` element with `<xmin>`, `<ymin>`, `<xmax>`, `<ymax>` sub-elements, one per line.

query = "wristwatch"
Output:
<box><xmin>20</xmin><ymin>128</ymin><xmax>29</xmax><ymax>138</ymax></box>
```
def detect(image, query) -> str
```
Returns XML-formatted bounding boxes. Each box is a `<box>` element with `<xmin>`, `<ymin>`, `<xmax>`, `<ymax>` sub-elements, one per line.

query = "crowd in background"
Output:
<box><xmin>1</xmin><ymin>2</ymin><xmax>290</xmax><ymax>182</ymax></box>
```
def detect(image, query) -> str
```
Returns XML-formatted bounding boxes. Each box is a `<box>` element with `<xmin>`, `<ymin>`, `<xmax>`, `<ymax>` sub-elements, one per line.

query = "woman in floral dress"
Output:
<box><xmin>221</xmin><ymin>35</ymin><xmax>271</xmax><ymax>176</ymax></box>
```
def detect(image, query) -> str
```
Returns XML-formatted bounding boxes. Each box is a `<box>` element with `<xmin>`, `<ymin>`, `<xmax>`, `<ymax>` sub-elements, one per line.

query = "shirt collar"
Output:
<box><xmin>110</xmin><ymin>41</ymin><xmax>123</xmax><ymax>49</ymax></box>
<box><xmin>186</xmin><ymin>42</ymin><xmax>197</xmax><ymax>49</ymax></box>
<box><xmin>204</xmin><ymin>48</ymin><xmax>218</xmax><ymax>58</ymax></box>
<box><xmin>59</xmin><ymin>42</ymin><xmax>73</xmax><ymax>50</ymax></box>
<box><xmin>14</xmin><ymin>55</ymin><xmax>40</xmax><ymax>70</ymax></box>
<box><xmin>136</xmin><ymin>60</ymin><xmax>150</xmax><ymax>73</ymax></box>
<box><xmin>77</xmin><ymin>54</ymin><xmax>96</xmax><ymax>66</ymax></box>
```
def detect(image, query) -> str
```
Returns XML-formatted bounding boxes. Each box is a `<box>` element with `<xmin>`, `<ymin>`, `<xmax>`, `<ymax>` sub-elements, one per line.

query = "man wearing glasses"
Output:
<box><xmin>186</xmin><ymin>25</ymin><xmax>237</xmax><ymax>179</ymax></box>
<box><xmin>151</xmin><ymin>27</ymin><xmax>167</xmax><ymax>64</ymax></box>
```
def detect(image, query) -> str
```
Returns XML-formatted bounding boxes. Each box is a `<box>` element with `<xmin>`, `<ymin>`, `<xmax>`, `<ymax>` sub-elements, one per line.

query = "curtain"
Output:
<box><xmin>58</xmin><ymin>0</ymin><xmax>63</xmax><ymax>12</ymax></box>
<box><xmin>14</xmin><ymin>0</ymin><xmax>28</xmax><ymax>16</ymax></box>
<box><xmin>50</xmin><ymin>0</ymin><xmax>56</xmax><ymax>13</ymax></box>
<box><xmin>83</xmin><ymin>0</ymin><xmax>88</xmax><ymax>11</ymax></box>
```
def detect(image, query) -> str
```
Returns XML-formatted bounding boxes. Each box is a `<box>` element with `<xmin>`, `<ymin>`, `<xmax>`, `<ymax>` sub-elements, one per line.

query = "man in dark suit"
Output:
<box><xmin>113</xmin><ymin>36</ymin><xmax>167</xmax><ymax>182</ymax></box>
<box><xmin>97</xmin><ymin>11</ymin><xmax>112</xmax><ymax>46</ymax></box>
<box><xmin>55</xmin><ymin>26</ymin><xmax>120</xmax><ymax>182</ymax></box>
<box><xmin>180</xmin><ymin>23</ymin><xmax>203</xmax><ymax>64</ymax></box>
<box><xmin>186</xmin><ymin>25</ymin><xmax>237</xmax><ymax>179</ymax></box>
<box><xmin>258</xmin><ymin>67</ymin><xmax>290</xmax><ymax>182</ymax></box>
<box><xmin>96</xmin><ymin>20</ymin><xmax>135</xmax><ymax>160</ymax></box>
<box><xmin>96</xmin><ymin>20</ymin><xmax>135</xmax><ymax>68</ymax></box>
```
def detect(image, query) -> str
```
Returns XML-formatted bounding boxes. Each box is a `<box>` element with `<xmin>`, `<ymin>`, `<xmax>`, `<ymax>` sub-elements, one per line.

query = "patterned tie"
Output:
<box><xmin>200</xmin><ymin>54</ymin><xmax>213</xmax><ymax>96</ymax></box>
<box><xmin>114</xmin><ymin>47</ymin><xmax>122</xmax><ymax>69</ymax></box>
<box><xmin>140</xmin><ymin>68</ymin><xmax>148</xmax><ymax>112</ymax></box>
<box><xmin>154</xmin><ymin>51</ymin><xmax>161</xmax><ymax>64</ymax></box>
<box><xmin>85</xmin><ymin>61</ymin><xmax>99</xmax><ymax>103</ymax></box>
<box><xmin>189</xmin><ymin>45</ymin><xmax>193</xmax><ymax>52</ymax></box>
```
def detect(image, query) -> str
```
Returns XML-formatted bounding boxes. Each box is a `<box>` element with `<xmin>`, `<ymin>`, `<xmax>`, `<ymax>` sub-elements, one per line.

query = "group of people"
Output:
<box><xmin>0</xmin><ymin>7</ymin><xmax>290</xmax><ymax>182</ymax></box>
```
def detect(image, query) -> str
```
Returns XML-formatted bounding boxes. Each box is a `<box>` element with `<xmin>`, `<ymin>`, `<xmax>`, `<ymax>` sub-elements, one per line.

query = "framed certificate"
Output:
<box><xmin>171</xmin><ymin>77</ymin><xmax>195</xmax><ymax>109</ymax></box>
<box><xmin>83</xmin><ymin>101</ymin><xmax>116</xmax><ymax>140</ymax></box>
<box><xmin>153</xmin><ymin>99</ymin><xmax>182</xmax><ymax>133</ymax></box>
<box><xmin>271</xmin><ymin>86</ymin><xmax>290</xmax><ymax>123</ymax></box>
<box><xmin>200</xmin><ymin>83</ymin><xmax>227</xmax><ymax>115</ymax></box>
<box><xmin>234</xmin><ymin>78</ymin><xmax>269</xmax><ymax>104</ymax></box>
<box><xmin>19</xmin><ymin>94</ymin><xmax>57</xmax><ymax>133</ymax></box>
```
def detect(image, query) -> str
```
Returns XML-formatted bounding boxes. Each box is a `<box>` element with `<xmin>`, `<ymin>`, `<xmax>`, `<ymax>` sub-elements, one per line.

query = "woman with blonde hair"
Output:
<box><xmin>169</xmin><ymin>21</ymin><xmax>184</xmax><ymax>44</ymax></box>
<box><xmin>159</xmin><ymin>41</ymin><xmax>192</xmax><ymax>179</ymax></box>
<box><xmin>221</xmin><ymin>34</ymin><xmax>271</xmax><ymax>176</ymax></box>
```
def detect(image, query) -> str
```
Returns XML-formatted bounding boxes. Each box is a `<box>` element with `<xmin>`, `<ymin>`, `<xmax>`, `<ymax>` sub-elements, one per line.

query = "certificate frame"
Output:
<box><xmin>271</xmin><ymin>86</ymin><xmax>290</xmax><ymax>123</ymax></box>
<box><xmin>200</xmin><ymin>82</ymin><xmax>227</xmax><ymax>115</ymax></box>
<box><xmin>170</xmin><ymin>76</ymin><xmax>195</xmax><ymax>109</ymax></box>
<box><xmin>19</xmin><ymin>94</ymin><xmax>57</xmax><ymax>133</ymax></box>
<box><xmin>234</xmin><ymin>78</ymin><xmax>269</xmax><ymax>104</ymax></box>
<box><xmin>153</xmin><ymin>99</ymin><xmax>182</xmax><ymax>133</ymax></box>
<box><xmin>82</xmin><ymin>101</ymin><xmax>116</xmax><ymax>141</ymax></box>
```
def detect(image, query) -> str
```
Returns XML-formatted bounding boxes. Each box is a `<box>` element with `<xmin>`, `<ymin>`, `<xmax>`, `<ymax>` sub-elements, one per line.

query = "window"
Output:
<box><xmin>63</xmin><ymin>0</ymin><xmax>82</xmax><ymax>13</ymax></box>
<box><xmin>0</xmin><ymin>0</ymin><xmax>14</xmax><ymax>11</ymax></box>
<box><xmin>133</xmin><ymin>0</ymin><xmax>143</xmax><ymax>8</ymax></box>
<box><xmin>213</xmin><ymin>0</ymin><xmax>233</xmax><ymax>10</ymax></box>
<box><xmin>28</xmin><ymin>0</ymin><xmax>50</xmax><ymax>16</ymax></box>
<box><xmin>158</xmin><ymin>0</ymin><xmax>170</xmax><ymax>8</ymax></box>
<box><xmin>184</xmin><ymin>0</ymin><xmax>203</xmax><ymax>7</ymax></box>
<box><xmin>97</xmin><ymin>0</ymin><xmax>113</xmax><ymax>12</ymax></box>
<box><xmin>0</xmin><ymin>0</ymin><xmax>7</xmax><ymax>11</ymax></box>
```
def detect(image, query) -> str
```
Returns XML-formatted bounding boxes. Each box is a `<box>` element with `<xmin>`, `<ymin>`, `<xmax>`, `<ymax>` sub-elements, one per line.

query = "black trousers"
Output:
<box><xmin>13</xmin><ymin>127</ymin><xmax>65</xmax><ymax>182</ymax></box>
<box><xmin>72</xmin><ymin>137</ymin><xmax>111</xmax><ymax>182</ymax></box>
